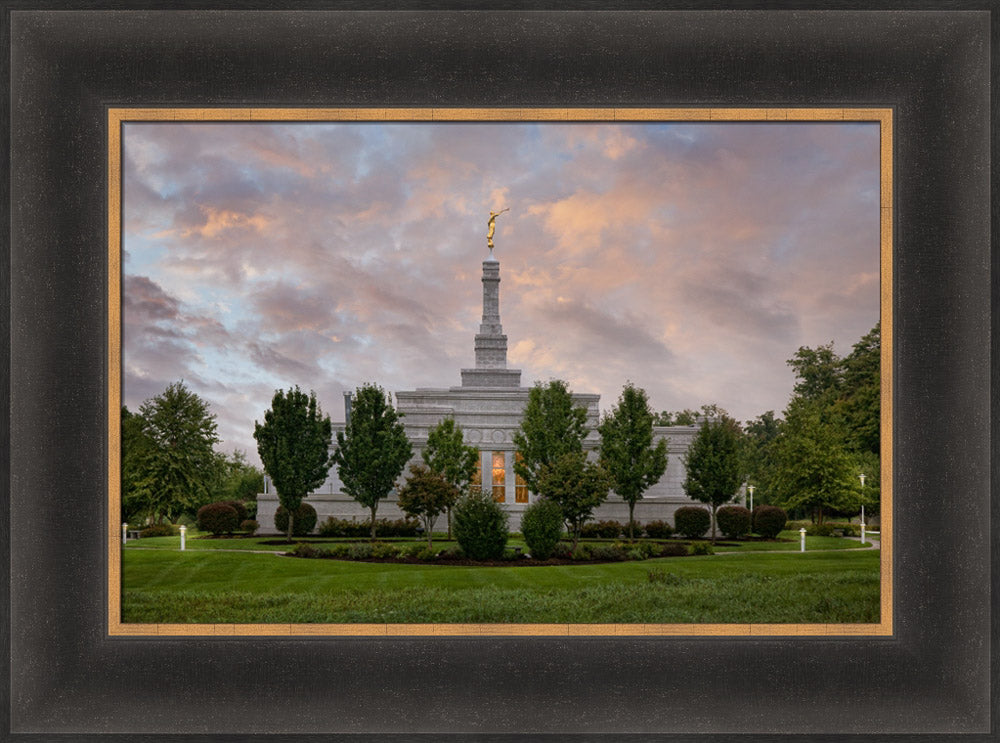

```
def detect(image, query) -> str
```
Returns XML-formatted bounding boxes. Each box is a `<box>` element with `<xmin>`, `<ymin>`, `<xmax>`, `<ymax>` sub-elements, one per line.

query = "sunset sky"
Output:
<box><xmin>122</xmin><ymin>120</ymin><xmax>880</xmax><ymax>465</ymax></box>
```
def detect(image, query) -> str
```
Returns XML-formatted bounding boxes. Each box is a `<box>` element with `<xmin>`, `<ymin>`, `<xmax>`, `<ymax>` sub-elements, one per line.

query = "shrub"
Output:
<box><xmin>348</xmin><ymin>543</ymin><xmax>374</xmax><ymax>560</ymax></box>
<box><xmin>437</xmin><ymin>545</ymin><xmax>465</xmax><ymax>561</ymax></box>
<box><xmin>139</xmin><ymin>523</ymin><xmax>177</xmax><ymax>538</ymax></box>
<box><xmin>840</xmin><ymin>523</ymin><xmax>858</xmax><ymax>537</ymax></box>
<box><xmin>452</xmin><ymin>489</ymin><xmax>509</xmax><ymax>560</ymax></box>
<box><xmin>222</xmin><ymin>500</ymin><xmax>249</xmax><ymax>524</ymax></box>
<box><xmin>551</xmin><ymin>542</ymin><xmax>574</xmax><ymax>559</ymax></box>
<box><xmin>589</xmin><ymin>543</ymin><xmax>628</xmax><ymax>561</ymax></box>
<box><xmin>240</xmin><ymin>519</ymin><xmax>259</xmax><ymax>535</ymax></box>
<box><xmin>317</xmin><ymin>517</ymin><xmax>369</xmax><ymax>538</ymax></box>
<box><xmin>807</xmin><ymin>522</ymin><xmax>835</xmax><ymax>537</ymax></box>
<box><xmin>521</xmin><ymin>498</ymin><xmax>564</xmax><ymax>560</ymax></box>
<box><xmin>716</xmin><ymin>506</ymin><xmax>751</xmax><ymax>539</ymax></box>
<box><xmin>369</xmin><ymin>542</ymin><xmax>399</xmax><ymax>559</ymax></box>
<box><xmin>378</xmin><ymin>518</ymin><xmax>420</xmax><ymax>538</ymax></box>
<box><xmin>324</xmin><ymin>543</ymin><xmax>351</xmax><ymax>558</ymax></box>
<box><xmin>289</xmin><ymin>542</ymin><xmax>320</xmax><ymax>558</ymax></box>
<box><xmin>689</xmin><ymin>541</ymin><xmax>714</xmax><ymax>556</ymax></box>
<box><xmin>571</xmin><ymin>544</ymin><xmax>592</xmax><ymax>561</ymax></box>
<box><xmin>644</xmin><ymin>520</ymin><xmax>674</xmax><ymax>539</ymax></box>
<box><xmin>581</xmin><ymin>520</ymin><xmax>626</xmax><ymax>539</ymax></box>
<box><xmin>657</xmin><ymin>542</ymin><xmax>689</xmax><ymax>557</ymax></box>
<box><xmin>626</xmin><ymin>547</ymin><xmax>647</xmax><ymax>561</ymax></box>
<box><xmin>197</xmin><ymin>503</ymin><xmax>240</xmax><ymax>535</ymax></box>
<box><xmin>752</xmin><ymin>506</ymin><xmax>788</xmax><ymax>539</ymax></box>
<box><xmin>674</xmin><ymin>506</ymin><xmax>711</xmax><ymax>539</ymax></box>
<box><xmin>274</xmin><ymin>503</ymin><xmax>318</xmax><ymax>537</ymax></box>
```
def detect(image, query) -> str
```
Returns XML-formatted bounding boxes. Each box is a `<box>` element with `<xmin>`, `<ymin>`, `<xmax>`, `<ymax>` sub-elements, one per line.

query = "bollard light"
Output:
<box><xmin>800</xmin><ymin>527</ymin><xmax>807</xmax><ymax>552</ymax></box>
<box><xmin>179</xmin><ymin>524</ymin><xmax>186</xmax><ymax>551</ymax></box>
<box><xmin>122</xmin><ymin>522</ymin><xmax>128</xmax><ymax>545</ymax></box>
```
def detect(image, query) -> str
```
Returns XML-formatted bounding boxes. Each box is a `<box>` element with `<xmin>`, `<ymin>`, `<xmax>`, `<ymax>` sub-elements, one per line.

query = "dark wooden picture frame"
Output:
<box><xmin>5</xmin><ymin>5</ymin><xmax>995</xmax><ymax>739</ymax></box>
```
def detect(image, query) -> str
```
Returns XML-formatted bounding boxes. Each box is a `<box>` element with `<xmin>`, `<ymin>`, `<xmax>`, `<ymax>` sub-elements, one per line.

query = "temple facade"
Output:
<box><xmin>257</xmin><ymin>244</ymin><xmax>710</xmax><ymax>532</ymax></box>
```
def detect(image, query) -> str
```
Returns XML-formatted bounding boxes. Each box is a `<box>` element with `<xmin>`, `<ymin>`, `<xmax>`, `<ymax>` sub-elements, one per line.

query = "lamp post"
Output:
<box><xmin>747</xmin><ymin>485</ymin><xmax>755</xmax><ymax>515</ymax></box>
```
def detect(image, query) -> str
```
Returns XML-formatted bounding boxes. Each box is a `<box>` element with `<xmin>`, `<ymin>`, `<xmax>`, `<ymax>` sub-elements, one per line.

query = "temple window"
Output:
<box><xmin>492</xmin><ymin>451</ymin><xmax>506</xmax><ymax>502</ymax></box>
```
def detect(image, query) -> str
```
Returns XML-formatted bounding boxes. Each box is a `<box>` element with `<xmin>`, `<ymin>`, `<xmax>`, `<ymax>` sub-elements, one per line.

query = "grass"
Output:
<box><xmin>121</xmin><ymin>547</ymin><xmax>880</xmax><ymax>624</ymax></box>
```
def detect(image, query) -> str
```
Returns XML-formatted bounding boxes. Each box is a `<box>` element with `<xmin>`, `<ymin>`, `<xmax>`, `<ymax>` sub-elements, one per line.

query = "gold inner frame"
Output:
<box><xmin>107</xmin><ymin>107</ymin><xmax>893</xmax><ymax>637</ymax></box>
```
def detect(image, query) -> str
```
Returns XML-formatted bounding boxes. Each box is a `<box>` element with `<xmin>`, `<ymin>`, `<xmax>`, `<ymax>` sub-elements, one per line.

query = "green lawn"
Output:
<box><xmin>121</xmin><ymin>545</ymin><xmax>880</xmax><ymax>624</ymax></box>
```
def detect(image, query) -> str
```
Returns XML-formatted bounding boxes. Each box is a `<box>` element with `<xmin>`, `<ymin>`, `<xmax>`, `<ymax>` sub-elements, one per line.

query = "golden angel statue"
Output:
<box><xmin>487</xmin><ymin>208</ymin><xmax>509</xmax><ymax>249</ymax></box>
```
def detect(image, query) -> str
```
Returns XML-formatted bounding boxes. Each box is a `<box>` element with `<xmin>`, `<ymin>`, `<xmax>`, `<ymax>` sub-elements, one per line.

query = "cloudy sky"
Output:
<box><xmin>122</xmin><ymin>120</ymin><xmax>880</xmax><ymax>465</ymax></box>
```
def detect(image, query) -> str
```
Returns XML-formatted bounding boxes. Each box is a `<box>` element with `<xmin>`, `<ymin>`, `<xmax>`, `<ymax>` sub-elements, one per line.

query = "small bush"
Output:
<box><xmin>139</xmin><ymin>523</ymin><xmax>177</xmax><ymax>538</ymax></box>
<box><xmin>324</xmin><ymin>543</ymin><xmax>351</xmax><ymax>558</ymax></box>
<box><xmin>376</xmin><ymin>518</ymin><xmax>420</xmax><ymax>538</ymax></box>
<box><xmin>840</xmin><ymin>523</ymin><xmax>858</xmax><ymax>537</ymax></box>
<box><xmin>580</xmin><ymin>520</ymin><xmax>626</xmax><ymax>539</ymax></box>
<box><xmin>240</xmin><ymin>519</ymin><xmax>259</xmax><ymax>535</ymax></box>
<box><xmin>289</xmin><ymin>542</ymin><xmax>320</xmax><ymax>558</ymax></box>
<box><xmin>367</xmin><ymin>542</ymin><xmax>397</xmax><ymax>559</ymax></box>
<box><xmin>674</xmin><ymin>507</ymin><xmax>711</xmax><ymax>539</ymax></box>
<box><xmin>452</xmin><ymin>490</ymin><xmax>509</xmax><ymax>561</ymax></box>
<box><xmin>521</xmin><ymin>499</ymin><xmax>564</xmax><ymax>560</ymax></box>
<box><xmin>437</xmin><ymin>545</ymin><xmax>465</xmax><ymax>561</ymax></box>
<box><xmin>415</xmin><ymin>547</ymin><xmax>437</xmax><ymax>561</ymax></box>
<box><xmin>197</xmin><ymin>503</ymin><xmax>240</xmax><ymax>535</ymax></box>
<box><xmin>399</xmin><ymin>542</ymin><xmax>427</xmax><ymax>559</ymax></box>
<box><xmin>716</xmin><ymin>506</ymin><xmax>751</xmax><ymax>539</ymax></box>
<box><xmin>551</xmin><ymin>542</ymin><xmax>574</xmax><ymax>559</ymax></box>
<box><xmin>571</xmin><ymin>544</ymin><xmax>592</xmax><ymax>561</ymax></box>
<box><xmin>689</xmin><ymin>541</ymin><xmax>714</xmax><ymax>556</ymax></box>
<box><xmin>348</xmin><ymin>543</ymin><xmax>374</xmax><ymax>560</ymax></box>
<box><xmin>644</xmin><ymin>520</ymin><xmax>675</xmax><ymax>539</ymax></box>
<box><xmin>657</xmin><ymin>542</ymin><xmax>689</xmax><ymax>557</ymax></box>
<box><xmin>317</xmin><ymin>517</ymin><xmax>368</xmax><ymax>538</ymax></box>
<box><xmin>274</xmin><ymin>503</ymin><xmax>318</xmax><ymax>537</ymax></box>
<box><xmin>753</xmin><ymin>506</ymin><xmax>788</xmax><ymax>539</ymax></box>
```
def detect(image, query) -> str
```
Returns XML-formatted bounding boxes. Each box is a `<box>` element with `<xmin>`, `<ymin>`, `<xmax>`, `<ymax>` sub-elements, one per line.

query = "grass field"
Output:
<box><xmin>121</xmin><ymin>540</ymin><xmax>880</xmax><ymax>624</ymax></box>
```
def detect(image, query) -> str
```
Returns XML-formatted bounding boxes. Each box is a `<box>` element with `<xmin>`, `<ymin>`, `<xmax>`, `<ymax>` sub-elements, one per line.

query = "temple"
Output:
<box><xmin>257</xmin><ymin>238</ymin><xmax>709</xmax><ymax>532</ymax></box>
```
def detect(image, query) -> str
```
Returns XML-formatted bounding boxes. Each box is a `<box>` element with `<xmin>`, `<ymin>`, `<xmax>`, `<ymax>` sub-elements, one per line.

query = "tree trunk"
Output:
<box><xmin>286</xmin><ymin>511</ymin><xmax>294</xmax><ymax>543</ymax></box>
<box><xmin>425</xmin><ymin>516</ymin><xmax>433</xmax><ymax>549</ymax></box>
<box><xmin>711</xmin><ymin>505</ymin><xmax>717</xmax><ymax>542</ymax></box>
<box><xmin>446</xmin><ymin>508</ymin><xmax>452</xmax><ymax>540</ymax></box>
<box><xmin>628</xmin><ymin>502</ymin><xmax>636</xmax><ymax>541</ymax></box>
<box><xmin>370</xmin><ymin>506</ymin><xmax>377</xmax><ymax>541</ymax></box>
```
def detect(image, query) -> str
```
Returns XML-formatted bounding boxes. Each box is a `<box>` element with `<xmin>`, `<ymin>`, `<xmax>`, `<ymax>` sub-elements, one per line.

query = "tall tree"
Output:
<box><xmin>653</xmin><ymin>403</ymin><xmax>728</xmax><ymax>427</ymax></box>
<box><xmin>513</xmin><ymin>380</ymin><xmax>589</xmax><ymax>494</ymax></box>
<box><xmin>769</xmin><ymin>402</ymin><xmax>856</xmax><ymax>525</ymax></box>
<box><xmin>121</xmin><ymin>405</ymin><xmax>156</xmax><ymax>523</ymax></box>
<box><xmin>598</xmin><ymin>383</ymin><xmax>668</xmax><ymax>539</ymax></box>
<box><xmin>787</xmin><ymin>342</ymin><xmax>843</xmax><ymax>404</ymax></box>
<box><xmin>742</xmin><ymin>410</ymin><xmax>783</xmax><ymax>505</ymax></box>
<box><xmin>131</xmin><ymin>382</ymin><xmax>219</xmax><ymax>523</ymax></box>
<box><xmin>422</xmin><ymin>417</ymin><xmax>479</xmax><ymax>538</ymax></box>
<box><xmin>837</xmin><ymin>324</ymin><xmax>881</xmax><ymax>456</ymax></box>
<box><xmin>682</xmin><ymin>417</ymin><xmax>745</xmax><ymax>541</ymax></box>
<box><xmin>254</xmin><ymin>386</ymin><xmax>333</xmax><ymax>541</ymax></box>
<box><xmin>397</xmin><ymin>464</ymin><xmax>458</xmax><ymax>549</ymax></box>
<box><xmin>332</xmin><ymin>384</ymin><xmax>412</xmax><ymax>540</ymax></box>
<box><xmin>537</xmin><ymin>452</ymin><xmax>611</xmax><ymax>549</ymax></box>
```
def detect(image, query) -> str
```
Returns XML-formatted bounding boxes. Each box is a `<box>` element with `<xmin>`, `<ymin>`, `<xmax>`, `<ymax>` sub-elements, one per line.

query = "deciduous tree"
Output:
<box><xmin>598</xmin><ymin>383</ymin><xmax>668</xmax><ymax>539</ymax></box>
<box><xmin>513</xmin><ymin>380</ymin><xmax>589</xmax><ymax>494</ymax></box>
<box><xmin>397</xmin><ymin>464</ymin><xmax>458</xmax><ymax>549</ymax></box>
<box><xmin>254</xmin><ymin>386</ymin><xmax>333</xmax><ymax>541</ymax></box>
<box><xmin>682</xmin><ymin>417</ymin><xmax>745</xmax><ymax>541</ymax></box>
<box><xmin>332</xmin><ymin>384</ymin><xmax>412</xmax><ymax>540</ymax></box>
<box><xmin>537</xmin><ymin>452</ymin><xmax>611</xmax><ymax>549</ymax></box>
<box><xmin>422</xmin><ymin>417</ymin><xmax>478</xmax><ymax>538</ymax></box>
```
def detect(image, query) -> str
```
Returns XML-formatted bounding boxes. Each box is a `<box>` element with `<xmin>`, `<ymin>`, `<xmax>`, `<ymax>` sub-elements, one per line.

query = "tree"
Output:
<box><xmin>838</xmin><ymin>324</ymin><xmax>881</xmax><ymax>457</ymax></box>
<box><xmin>653</xmin><ymin>404</ymin><xmax>728</xmax><ymax>427</ymax></box>
<box><xmin>742</xmin><ymin>410</ymin><xmax>783</xmax><ymax>505</ymax></box>
<box><xmin>682</xmin><ymin>417</ymin><xmax>745</xmax><ymax>541</ymax></box>
<box><xmin>130</xmin><ymin>382</ymin><xmax>220</xmax><ymax>524</ymax></box>
<box><xmin>598</xmin><ymin>383</ymin><xmax>668</xmax><ymax>539</ymax></box>
<box><xmin>332</xmin><ymin>384</ymin><xmax>412</xmax><ymax>540</ymax></box>
<box><xmin>537</xmin><ymin>452</ymin><xmax>611</xmax><ymax>549</ymax></box>
<box><xmin>787</xmin><ymin>342</ymin><xmax>843</xmax><ymax>403</ymax></box>
<box><xmin>397</xmin><ymin>464</ymin><xmax>458</xmax><ymax>549</ymax></box>
<box><xmin>513</xmin><ymin>380</ymin><xmax>589</xmax><ymax>494</ymax></box>
<box><xmin>768</xmin><ymin>402</ymin><xmax>857</xmax><ymax>525</ymax></box>
<box><xmin>254</xmin><ymin>386</ymin><xmax>333</xmax><ymax>541</ymax></box>
<box><xmin>422</xmin><ymin>418</ymin><xmax>478</xmax><ymax>538</ymax></box>
<box><xmin>121</xmin><ymin>405</ymin><xmax>156</xmax><ymax>523</ymax></box>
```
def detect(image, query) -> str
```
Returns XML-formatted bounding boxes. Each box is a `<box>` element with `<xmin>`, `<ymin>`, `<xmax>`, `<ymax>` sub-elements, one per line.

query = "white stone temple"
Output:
<box><xmin>257</xmin><ymin>244</ymin><xmax>708</xmax><ymax>532</ymax></box>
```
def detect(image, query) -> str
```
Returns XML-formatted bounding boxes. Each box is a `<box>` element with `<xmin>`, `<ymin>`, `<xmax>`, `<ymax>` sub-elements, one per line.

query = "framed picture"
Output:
<box><xmin>6</xmin><ymin>5</ymin><xmax>994</xmax><ymax>740</ymax></box>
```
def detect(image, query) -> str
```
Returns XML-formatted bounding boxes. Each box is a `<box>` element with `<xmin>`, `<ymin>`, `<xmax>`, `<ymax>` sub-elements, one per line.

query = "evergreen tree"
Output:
<box><xmin>513</xmin><ymin>380</ymin><xmax>589</xmax><ymax>494</ymax></box>
<box><xmin>254</xmin><ymin>386</ymin><xmax>333</xmax><ymax>541</ymax></box>
<box><xmin>332</xmin><ymin>384</ymin><xmax>412</xmax><ymax>540</ymax></box>
<box><xmin>598</xmin><ymin>383</ymin><xmax>668</xmax><ymax>539</ymax></box>
<box><xmin>682</xmin><ymin>417</ymin><xmax>745</xmax><ymax>541</ymax></box>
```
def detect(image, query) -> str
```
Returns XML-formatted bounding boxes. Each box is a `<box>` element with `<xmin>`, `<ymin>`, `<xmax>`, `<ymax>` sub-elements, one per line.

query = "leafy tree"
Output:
<box><xmin>838</xmin><ymin>324</ymin><xmax>881</xmax><ymax>456</ymax></box>
<box><xmin>682</xmin><ymin>417</ymin><xmax>745</xmax><ymax>541</ymax></box>
<box><xmin>788</xmin><ymin>342</ymin><xmax>843</xmax><ymax>404</ymax></box>
<box><xmin>768</xmin><ymin>402</ymin><xmax>857</xmax><ymax>525</ymax></box>
<box><xmin>129</xmin><ymin>382</ymin><xmax>220</xmax><ymax>524</ymax></box>
<box><xmin>537</xmin><ymin>452</ymin><xmax>611</xmax><ymax>549</ymax></box>
<box><xmin>452</xmin><ymin>488</ymin><xmax>509</xmax><ymax>560</ymax></box>
<box><xmin>742</xmin><ymin>410</ymin><xmax>782</xmax><ymax>505</ymax></box>
<box><xmin>422</xmin><ymin>418</ymin><xmax>478</xmax><ymax>538</ymax></box>
<box><xmin>397</xmin><ymin>464</ymin><xmax>458</xmax><ymax>549</ymax></box>
<box><xmin>254</xmin><ymin>386</ymin><xmax>333</xmax><ymax>541</ymax></box>
<box><xmin>332</xmin><ymin>384</ymin><xmax>412</xmax><ymax>540</ymax></box>
<box><xmin>121</xmin><ymin>405</ymin><xmax>156</xmax><ymax>523</ymax></box>
<box><xmin>653</xmin><ymin>404</ymin><xmax>728</xmax><ymax>427</ymax></box>
<box><xmin>513</xmin><ymin>380</ymin><xmax>589</xmax><ymax>494</ymax></box>
<box><xmin>598</xmin><ymin>383</ymin><xmax>668</xmax><ymax>539</ymax></box>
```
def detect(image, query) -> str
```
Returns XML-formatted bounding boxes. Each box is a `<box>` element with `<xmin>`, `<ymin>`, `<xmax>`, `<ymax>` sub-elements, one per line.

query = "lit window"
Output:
<box><xmin>492</xmin><ymin>451</ymin><xmax>506</xmax><ymax>502</ymax></box>
<box><xmin>471</xmin><ymin>455</ymin><xmax>482</xmax><ymax>490</ymax></box>
<box><xmin>515</xmin><ymin>452</ymin><xmax>528</xmax><ymax>503</ymax></box>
